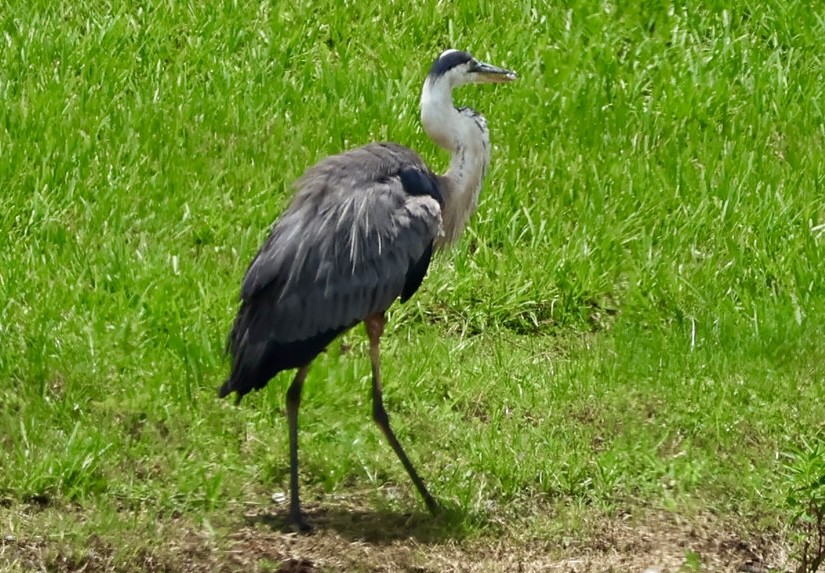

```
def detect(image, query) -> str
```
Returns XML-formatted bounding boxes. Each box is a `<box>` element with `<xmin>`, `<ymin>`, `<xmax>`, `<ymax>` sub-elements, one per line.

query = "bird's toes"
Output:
<box><xmin>288</xmin><ymin>514</ymin><xmax>315</xmax><ymax>534</ymax></box>
<box><xmin>424</xmin><ymin>496</ymin><xmax>442</xmax><ymax>516</ymax></box>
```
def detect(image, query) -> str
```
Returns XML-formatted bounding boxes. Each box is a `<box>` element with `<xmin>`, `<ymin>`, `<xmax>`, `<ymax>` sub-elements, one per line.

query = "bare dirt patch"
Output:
<box><xmin>0</xmin><ymin>500</ymin><xmax>792</xmax><ymax>573</ymax></box>
<box><xmin>221</xmin><ymin>502</ymin><xmax>790</xmax><ymax>573</ymax></box>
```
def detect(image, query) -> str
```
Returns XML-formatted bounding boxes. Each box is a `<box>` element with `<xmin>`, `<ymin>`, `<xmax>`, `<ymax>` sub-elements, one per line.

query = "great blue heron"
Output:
<box><xmin>219</xmin><ymin>49</ymin><xmax>516</xmax><ymax>531</ymax></box>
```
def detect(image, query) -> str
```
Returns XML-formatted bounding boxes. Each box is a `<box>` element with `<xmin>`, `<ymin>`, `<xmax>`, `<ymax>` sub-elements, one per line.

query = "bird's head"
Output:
<box><xmin>420</xmin><ymin>49</ymin><xmax>516</xmax><ymax>153</ymax></box>
<box><xmin>426</xmin><ymin>49</ymin><xmax>517</xmax><ymax>89</ymax></box>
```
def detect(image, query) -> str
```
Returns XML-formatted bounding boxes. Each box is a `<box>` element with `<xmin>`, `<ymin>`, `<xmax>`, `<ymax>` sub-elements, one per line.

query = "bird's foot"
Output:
<box><xmin>288</xmin><ymin>512</ymin><xmax>314</xmax><ymax>534</ymax></box>
<box><xmin>423</xmin><ymin>495</ymin><xmax>442</xmax><ymax>517</ymax></box>
<box><xmin>426</xmin><ymin>498</ymin><xmax>466</xmax><ymax>528</ymax></box>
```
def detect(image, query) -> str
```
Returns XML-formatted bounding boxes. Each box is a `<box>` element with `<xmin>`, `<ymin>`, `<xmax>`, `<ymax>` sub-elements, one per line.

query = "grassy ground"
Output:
<box><xmin>2</xmin><ymin>0</ymin><xmax>824</xmax><ymax>571</ymax></box>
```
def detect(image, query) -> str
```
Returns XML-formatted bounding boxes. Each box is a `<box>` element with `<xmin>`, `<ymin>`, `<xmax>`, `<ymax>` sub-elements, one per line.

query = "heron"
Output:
<box><xmin>219</xmin><ymin>49</ymin><xmax>516</xmax><ymax>531</ymax></box>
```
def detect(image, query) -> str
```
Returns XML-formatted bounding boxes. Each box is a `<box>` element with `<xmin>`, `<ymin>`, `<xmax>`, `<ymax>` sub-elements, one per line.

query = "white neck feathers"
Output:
<box><xmin>420</xmin><ymin>77</ymin><xmax>491</xmax><ymax>247</ymax></box>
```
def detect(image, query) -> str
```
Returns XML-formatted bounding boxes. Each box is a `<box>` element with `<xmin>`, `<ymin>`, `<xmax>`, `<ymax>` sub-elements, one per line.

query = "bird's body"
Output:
<box><xmin>220</xmin><ymin>142</ymin><xmax>442</xmax><ymax>399</ymax></box>
<box><xmin>220</xmin><ymin>49</ymin><xmax>516</xmax><ymax>530</ymax></box>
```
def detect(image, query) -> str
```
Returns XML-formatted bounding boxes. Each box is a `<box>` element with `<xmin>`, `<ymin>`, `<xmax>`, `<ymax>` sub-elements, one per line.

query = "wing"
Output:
<box><xmin>237</xmin><ymin>142</ymin><xmax>443</xmax><ymax>348</ymax></box>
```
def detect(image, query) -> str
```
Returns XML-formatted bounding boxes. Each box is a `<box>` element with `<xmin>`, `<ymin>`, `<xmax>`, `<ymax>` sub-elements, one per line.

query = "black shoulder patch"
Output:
<box><xmin>401</xmin><ymin>242</ymin><xmax>434</xmax><ymax>303</ymax></box>
<box><xmin>398</xmin><ymin>167</ymin><xmax>443</xmax><ymax>206</ymax></box>
<box><xmin>428</xmin><ymin>50</ymin><xmax>473</xmax><ymax>80</ymax></box>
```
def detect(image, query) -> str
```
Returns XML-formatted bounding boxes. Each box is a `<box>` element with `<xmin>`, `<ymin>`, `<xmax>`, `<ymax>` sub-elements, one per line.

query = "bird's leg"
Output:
<box><xmin>285</xmin><ymin>365</ymin><xmax>313</xmax><ymax>532</ymax></box>
<box><xmin>364</xmin><ymin>313</ymin><xmax>440</xmax><ymax>515</ymax></box>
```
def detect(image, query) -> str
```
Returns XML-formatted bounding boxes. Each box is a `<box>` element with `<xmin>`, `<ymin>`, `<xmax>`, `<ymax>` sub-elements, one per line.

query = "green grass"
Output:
<box><xmin>2</xmin><ymin>0</ymin><xmax>825</xmax><ymax>569</ymax></box>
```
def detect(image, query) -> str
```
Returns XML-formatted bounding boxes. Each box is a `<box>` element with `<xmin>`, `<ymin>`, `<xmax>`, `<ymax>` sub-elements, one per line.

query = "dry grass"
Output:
<box><xmin>1</xmin><ymin>497</ymin><xmax>791</xmax><ymax>573</ymax></box>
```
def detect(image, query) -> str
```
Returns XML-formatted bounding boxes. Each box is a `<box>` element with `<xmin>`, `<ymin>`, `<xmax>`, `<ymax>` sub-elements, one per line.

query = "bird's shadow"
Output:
<box><xmin>245</xmin><ymin>503</ymin><xmax>469</xmax><ymax>545</ymax></box>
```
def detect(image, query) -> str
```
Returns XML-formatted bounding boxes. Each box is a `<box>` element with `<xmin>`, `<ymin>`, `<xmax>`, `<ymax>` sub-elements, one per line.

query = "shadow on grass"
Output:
<box><xmin>245</xmin><ymin>502</ymin><xmax>470</xmax><ymax>544</ymax></box>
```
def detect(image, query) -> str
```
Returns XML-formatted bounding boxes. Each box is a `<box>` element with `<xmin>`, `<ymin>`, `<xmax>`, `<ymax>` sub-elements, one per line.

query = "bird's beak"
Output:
<box><xmin>472</xmin><ymin>60</ymin><xmax>518</xmax><ymax>83</ymax></box>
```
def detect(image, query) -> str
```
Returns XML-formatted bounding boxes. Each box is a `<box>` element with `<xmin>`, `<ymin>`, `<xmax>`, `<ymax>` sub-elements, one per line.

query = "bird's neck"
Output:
<box><xmin>421</xmin><ymin>79</ymin><xmax>491</xmax><ymax>247</ymax></box>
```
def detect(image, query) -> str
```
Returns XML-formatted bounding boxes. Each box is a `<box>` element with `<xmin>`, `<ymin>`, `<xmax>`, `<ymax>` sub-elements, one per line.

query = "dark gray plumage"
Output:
<box><xmin>222</xmin><ymin>143</ymin><xmax>442</xmax><ymax>399</ymax></box>
<box><xmin>220</xmin><ymin>49</ymin><xmax>516</xmax><ymax>532</ymax></box>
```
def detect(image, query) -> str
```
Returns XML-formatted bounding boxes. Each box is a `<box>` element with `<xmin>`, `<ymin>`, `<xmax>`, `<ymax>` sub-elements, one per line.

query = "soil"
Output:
<box><xmin>0</xmin><ymin>498</ymin><xmax>793</xmax><ymax>573</ymax></box>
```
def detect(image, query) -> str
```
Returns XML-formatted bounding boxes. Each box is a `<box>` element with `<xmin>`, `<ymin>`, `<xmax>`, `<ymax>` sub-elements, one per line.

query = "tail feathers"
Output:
<box><xmin>219</xmin><ymin>339</ymin><xmax>273</xmax><ymax>404</ymax></box>
<box><xmin>218</xmin><ymin>380</ymin><xmax>245</xmax><ymax>405</ymax></box>
<box><xmin>217</xmin><ymin>377</ymin><xmax>237</xmax><ymax>402</ymax></box>
<box><xmin>219</xmin><ymin>325</ymin><xmax>351</xmax><ymax>404</ymax></box>
<box><xmin>220</xmin><ymin>304</ymin><xmax>266</xmax><ymax>403</ymax></box>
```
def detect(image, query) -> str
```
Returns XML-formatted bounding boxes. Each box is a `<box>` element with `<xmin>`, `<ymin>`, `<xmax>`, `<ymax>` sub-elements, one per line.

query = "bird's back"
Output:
<box><xmin>220</xmin><ymin>142</ymin><xmax>443</xmax><ymax>401</ymax></box>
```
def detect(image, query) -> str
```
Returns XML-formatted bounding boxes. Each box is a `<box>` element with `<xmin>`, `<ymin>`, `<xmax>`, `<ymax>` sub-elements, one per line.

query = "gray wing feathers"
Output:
<box><xmin>241</xmin><ymin>143</ymin><xmax>442</xmax><ymax>343</ymax></box>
